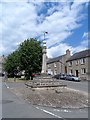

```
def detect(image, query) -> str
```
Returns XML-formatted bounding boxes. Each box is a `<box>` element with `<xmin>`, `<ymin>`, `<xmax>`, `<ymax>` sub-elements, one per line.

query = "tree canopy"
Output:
<box><xmin>4</xmin><ymin>50</ymin><xmax>20</xmax><ymax>77</ymax></box>
<box><xmin>4</xmin><ymin>38</ymin><xmax>42</xmax><ymax>79</ymax></box>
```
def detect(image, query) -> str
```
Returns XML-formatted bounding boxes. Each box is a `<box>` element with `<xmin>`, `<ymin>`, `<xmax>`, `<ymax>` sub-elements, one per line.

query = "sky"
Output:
<box><xmin>0</xmin><ymin>0</ymin><xmax>89</xmax><ymax>58</ymax></box>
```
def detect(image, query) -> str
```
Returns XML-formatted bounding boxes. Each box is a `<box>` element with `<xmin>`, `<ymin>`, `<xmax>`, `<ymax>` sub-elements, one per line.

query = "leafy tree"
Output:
<box><xmin>4</xmin><ymin>50</ymin><xmax>20</xmax><ymax>77</ymax></box>
<box><xmin>4</xmin><ymin>38</ymin><xmax>42</xmax><ymax>80</ymax></box>
<box><xmin>19</xmin><ymin>38</ymin><xmax>42</xmax><ymax>79</ymax></box>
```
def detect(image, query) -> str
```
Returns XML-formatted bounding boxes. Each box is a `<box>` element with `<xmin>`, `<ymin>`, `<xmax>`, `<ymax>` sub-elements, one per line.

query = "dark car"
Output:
<box><xmin>0</xmin><ymin>73</ymin><xmax>4</xmax><ymax>77</ymax></box>
<box><xmin>66</xmin><ymin>74</ymin><xmax>80</xmax><ymax>82</ymax></box>
<box><xmin>52</xmin><ymin>73</ymin><xmax>66</xmax><ymax>80</ymax></box>
<box><xmin>52</xmin><ymin>74</ymin><xmax>61</xmax><ymax>79</ymax></box>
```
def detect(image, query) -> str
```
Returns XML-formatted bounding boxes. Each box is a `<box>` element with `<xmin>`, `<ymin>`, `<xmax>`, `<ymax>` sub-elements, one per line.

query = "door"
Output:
<box><xmin>65</xmin><ymin>66</ymin><xmax>67</xmax><ymax>74</ymax></box>
<box><xmin>76</xmin><ymin>70</ymin><xmax>78</xmax><ymax>77</ymax></box>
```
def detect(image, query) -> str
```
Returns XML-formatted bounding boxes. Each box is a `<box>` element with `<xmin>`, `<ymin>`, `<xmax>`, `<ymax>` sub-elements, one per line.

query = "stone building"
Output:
<box><xmin>66</xmin><ymin>49</ymin><xmax>90</xmax><ymax>80</ymax></box>
<box><xmin>47</xmin><ymin>49</ymin><xmax>71</xmax><ymax>75</ymax></box>
<box><xmin>0</xmin><ymin>55</ymin><xmax>5</xmax><ymax>75</ymax></box>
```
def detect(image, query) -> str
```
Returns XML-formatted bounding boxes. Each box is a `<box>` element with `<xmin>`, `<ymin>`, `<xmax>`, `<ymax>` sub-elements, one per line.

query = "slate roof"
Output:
<box><xmin>66</xmin><ymin>49</ymin><xmax>90</xmax><ymax>62</ymax></box>
<box><xmin>47</xmin><ymin>55</ymin><xmax>65</xmax><ymax>64</ymax></box>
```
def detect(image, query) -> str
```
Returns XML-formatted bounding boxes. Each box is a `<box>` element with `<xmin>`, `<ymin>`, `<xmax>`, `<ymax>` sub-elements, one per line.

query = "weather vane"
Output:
<box><xmin>44</xmin><ymin>32</ymin><xmax>48</xmax><ymax>41</ymax></box>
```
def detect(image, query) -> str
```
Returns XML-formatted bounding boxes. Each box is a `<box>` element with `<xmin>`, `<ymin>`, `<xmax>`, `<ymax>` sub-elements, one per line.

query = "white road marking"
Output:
<box><xmin>35</xmin><ymin>106</ymin><xmax>62</xmax><ymax>118</ymax></box>
<box><xmin>63</xmin><ymin>109</ymin><xmax>69</xmax><ymax>112</ymax></box>
<box><xmin>53</xmin><ymin>109</ymin><xmax>71</xmax><ymax>112</ymax></box>
<box><xmin>4</xmin><ymin>83</ymin><xmax>9</xmax><ymax>88</ymax></box>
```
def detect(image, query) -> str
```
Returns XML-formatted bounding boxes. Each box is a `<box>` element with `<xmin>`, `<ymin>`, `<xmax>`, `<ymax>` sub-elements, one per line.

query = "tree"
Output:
<box><xmin>4</xmin><ymin>50</ymin><xmax>20</xmax><ymax>77</ymax></box>
<box><xmin>4</xmin><ymin>38</ymin><xmax>42</xmax><ymax>79</ymax></box>
<box><xmin>19</xmin><ymin>38</ymin><xmax>42</xmax><ymax>79</ymax></box>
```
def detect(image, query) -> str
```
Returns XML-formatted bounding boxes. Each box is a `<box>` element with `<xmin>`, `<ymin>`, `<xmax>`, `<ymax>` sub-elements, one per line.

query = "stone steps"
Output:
<box><xmin>25</xmin><ymin>79</ymin><xmax>67</xmax><ymax>88</ymax></box>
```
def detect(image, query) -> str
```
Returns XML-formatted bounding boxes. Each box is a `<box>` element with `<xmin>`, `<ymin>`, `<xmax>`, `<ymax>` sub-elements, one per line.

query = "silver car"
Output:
<box><xmin>66</xmin><ymin>75</ymin><xmax>80</xmax><ymax>82</ymax></box>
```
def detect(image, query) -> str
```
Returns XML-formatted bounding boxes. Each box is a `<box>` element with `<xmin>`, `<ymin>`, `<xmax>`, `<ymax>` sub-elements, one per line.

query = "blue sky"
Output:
<box><xmin>0</xmin><ymin>0</ymin><xmax>89</xmax><ymax>58</ymax></box>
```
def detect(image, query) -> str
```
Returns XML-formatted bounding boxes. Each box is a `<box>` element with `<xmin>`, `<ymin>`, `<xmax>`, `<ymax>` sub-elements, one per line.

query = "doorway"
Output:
<box><xmin>76</xmin><ymin>70</ymin><xmax>78</xmax><ymax>77</ymax></box>
<box><xmin>65</xmin><ymin>66</ymin><xmax>67</xmax><ymax>74</ymax></box>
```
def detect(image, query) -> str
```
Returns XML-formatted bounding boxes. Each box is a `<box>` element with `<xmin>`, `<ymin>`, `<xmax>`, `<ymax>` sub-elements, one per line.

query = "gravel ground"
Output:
<box><xmin>11</xmin><ymin>86</ymin><xmax>89</xmax><ymax>109</ymax></box>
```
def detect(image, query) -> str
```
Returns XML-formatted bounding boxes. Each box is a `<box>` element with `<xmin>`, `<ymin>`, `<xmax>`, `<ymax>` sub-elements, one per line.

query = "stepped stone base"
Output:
<box><xmin>25</xmin><ymin>75</ymin><xmax>67</xmax><ymax>88</ymax></box>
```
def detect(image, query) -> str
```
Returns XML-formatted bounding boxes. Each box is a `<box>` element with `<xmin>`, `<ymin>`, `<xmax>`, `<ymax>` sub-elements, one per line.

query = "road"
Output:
<box><xmin>59</xmin><ymin>79</ymin><xmax>88</xmax><ymax>93</ymax></box>
<box><xmin>2</xmin><ymin>82</ymin><xmax>56</xmax><ymax>118</ymax></box>
<box><xmin>1</xmin><ymin>77</ymin><xmax>89</xmax><ymax>119</ymax></box>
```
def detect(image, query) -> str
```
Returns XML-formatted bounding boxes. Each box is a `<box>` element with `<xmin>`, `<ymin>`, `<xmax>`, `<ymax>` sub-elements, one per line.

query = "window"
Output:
<box><xmin>48</xmin><ymin>69</ymin><xmax>52</xmax><ymax>75</ymax></box>
<box><xmin>54</xmin><ymin>70</ymin><xmax>57</xmax><ymax>75</ymax></box>
<box><xmin>54</xmin><ymin>63</ymin><xmax>57</xmax><ymax>67</ymax></box>
<box><xmin>75</xmin><ymin>60</ymin><xmax>78</xmax><ymax>65</ymax></box>
<box><xmin>69</xmin><ymin>70</ymin><xmax>73</xmax><ymax>75</ymax></box>
<box><xmin>48</xmin><ymin>64</ymin><xmax>50</xmax><ymax>68</ymax></box>
<box><xmin>81</xmin><ymin>68</ymin><xmax>86</xmax><ymax>74</ymax></box>
<box><xmin>68</xmin><ymin>61</ymin><xmax>72</xmax><ymax>66</ymax></box>
<box><xmin>71</xmin><ymin>70</ymin><xmax>73</xmax><ymax>74</ymax></box>
<box><xmin>80</xmin><ymin>58</ymin><xmax>85</xmax><ymax>64</ymax></box>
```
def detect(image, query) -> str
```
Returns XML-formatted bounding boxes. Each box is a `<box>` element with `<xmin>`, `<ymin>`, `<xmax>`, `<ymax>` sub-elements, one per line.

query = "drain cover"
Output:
<box><xmin>1</xmin><ymin>100</ymin><xmax>13</xmax><ymax>104</ymax></box>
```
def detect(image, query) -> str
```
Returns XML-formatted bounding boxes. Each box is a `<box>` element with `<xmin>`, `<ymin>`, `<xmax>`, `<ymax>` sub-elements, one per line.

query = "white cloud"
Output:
<box><xmin>47</xmin><ymin>39</ymin><xmax>88</xmax><ymax>58</ymax></box>
<box><xmin>47</xmin><ymin>32</ymin><xmax>88</xmax><ymax>58</ymax></box>
<box><xmin>47</xmin><ymin>43</ymin><xmax>72</xmax><ymax>58</ymax></box>
<box><xmin>1</xmin><ymin>0</ymin><xmax>27</xmax><ymax>2</ymax></box>
<box><xmin>0</xmin><ymin>1</ymin><xmax>88</xmax><ymax>57</ymax></box>
<box><xmin>82</xmin><ymin>32</ymin><xmax>88</xmax><ymax>38</ymax></box>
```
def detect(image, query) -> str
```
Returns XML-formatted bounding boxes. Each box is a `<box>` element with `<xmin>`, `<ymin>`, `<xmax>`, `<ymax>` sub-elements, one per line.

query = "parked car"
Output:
<box><xmin>0</xmin><ymin>73</ymin><xmax>4</xmax><ymax>77</ymax></box>
<box><xmin>66</xmin><ymin>74</ymin><xmax>80</xmax><ymax>82</ymax></box>
<box><xmin>52</xmin><ymin>74</ymin><xmax>60</xmax><ymax>79</ymax></box>
<box><xmin>32</xmin><ymin>73</ymin><xmax>40</xmax><ymax>77</ymax></box>
<box><xmin>52</xmin><ymin>73</ymin><xmax>66</xmax><ymax>80</ymax></box>
<box><xmin>60</xmin><ymin>74</ymin><xmax>66</xmax><ymax>80</ymax></box>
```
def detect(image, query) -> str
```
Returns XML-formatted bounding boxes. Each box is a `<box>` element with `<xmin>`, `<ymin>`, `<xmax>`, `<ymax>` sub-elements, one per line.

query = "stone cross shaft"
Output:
<box><xmin>41</xmin><ymin>41</ymin><xmax>47</xmax><ymax>74</ymax></box>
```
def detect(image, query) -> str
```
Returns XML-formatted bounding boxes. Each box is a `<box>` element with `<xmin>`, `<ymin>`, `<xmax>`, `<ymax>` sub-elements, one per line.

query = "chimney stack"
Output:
<box><xmin>66</xmin><ymin>49</ymin><xmax>70</xmax><ymax>58</ymax></box>
<box><xmin>66</xmin><ymin>49</ymin><xmax>70</xmax><ymax>55</ymax></box>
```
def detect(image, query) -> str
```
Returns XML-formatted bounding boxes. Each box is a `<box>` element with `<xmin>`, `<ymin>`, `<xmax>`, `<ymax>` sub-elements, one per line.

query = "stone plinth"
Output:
<box><xmin>25</xmin><ymin>75</ymin><xmax>67</xmax><ymax>88</ymax></box>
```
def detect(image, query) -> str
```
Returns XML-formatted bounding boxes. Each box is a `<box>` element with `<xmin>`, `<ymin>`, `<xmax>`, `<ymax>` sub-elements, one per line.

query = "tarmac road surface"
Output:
<box><xmin>59</xmin><ymin>79</ymin><xmax>88</xmax><ymax>93</ymax></box>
